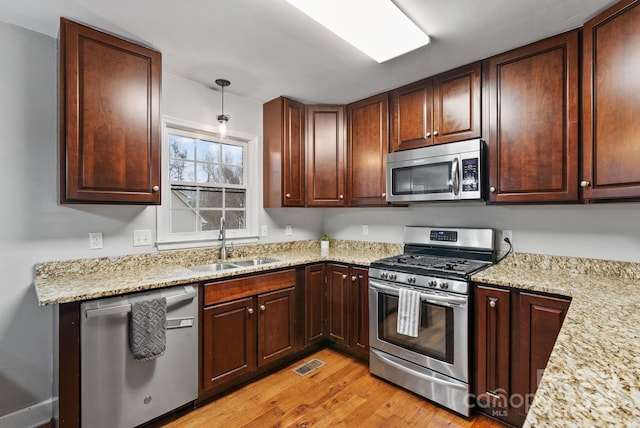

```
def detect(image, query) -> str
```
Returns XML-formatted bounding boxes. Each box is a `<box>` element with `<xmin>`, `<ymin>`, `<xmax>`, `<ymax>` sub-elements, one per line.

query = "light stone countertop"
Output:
<box><xmin>34</xmin><ymin>240</ymin><xmax>402</xmax><ymax>305</ymax></box>
<box><xmin>471</xmin><ymin>253</ymin><xmax>640</xmax><ymax>427</ymax></box>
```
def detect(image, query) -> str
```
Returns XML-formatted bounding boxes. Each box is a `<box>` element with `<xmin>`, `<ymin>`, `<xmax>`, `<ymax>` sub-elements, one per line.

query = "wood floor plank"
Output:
<box><xmin>163</xmin><ymin>349</ymin><xmax>505</xmax><ymax>428</ymax></box>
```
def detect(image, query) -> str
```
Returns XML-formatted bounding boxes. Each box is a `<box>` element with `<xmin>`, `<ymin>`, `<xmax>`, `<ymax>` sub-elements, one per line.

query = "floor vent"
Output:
<box><xmin>292</xmin><ymin>358</ymin><xmax>325</xmax><ymax>376</ymax></box>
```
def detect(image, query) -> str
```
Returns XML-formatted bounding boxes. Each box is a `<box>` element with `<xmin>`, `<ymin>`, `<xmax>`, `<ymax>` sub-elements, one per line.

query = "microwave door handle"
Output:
<box><xmin>451</xmin><ymin>158</ymin><xmax>460</xmax><ymax>195</ymax></box>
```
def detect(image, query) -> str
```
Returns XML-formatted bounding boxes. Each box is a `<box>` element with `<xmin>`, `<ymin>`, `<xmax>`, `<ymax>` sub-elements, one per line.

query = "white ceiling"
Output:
<box><xmin>0</xmin><ymin>0</ymin><xmax>618</xmax><ymax>104</ymax></box>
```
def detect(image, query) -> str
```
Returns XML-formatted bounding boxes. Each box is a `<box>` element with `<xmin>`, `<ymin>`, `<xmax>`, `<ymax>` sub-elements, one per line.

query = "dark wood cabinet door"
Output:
<box><xmin>304</xmin><ymin>264</ymin><xmax>326</xmax><ymax>347</ymax></box>
<box><xmin>433</xmin><ymin>63</ymin><xmax>482</xmax><ymax>144</ymax></box>
<box><xmin>326</xmin><ymin>264</ymin><xmax>350</xmax><ymax>345</ymax></box>
<box><xmin>488</xmin><ymin>31</ymin><xmax>580</xmax><ymax>203</ymax></box>
<box><xmin>516</xmin><ymin>292</ymin><xmax>570</xmax><ymax>418</ymax></box>
<box><xmin>202</xmin><ymin>297</ymin><xmax>256</xmax><ymax>389</ymax></box>
<box><xmin>59</xmin><ymin>18</ymin><xmax>161</xmax><ymax>204</ymax></box>
<box><xmin>306</xmin><ymin>106</ymin><xmax>345</xmax><ymax>206</ymax></box>
<box><xmin>347</xmin><ymin>93</ymin><xmax>390</xmax><ymax>206</ymax></box>
<box><xmin>349</xmin><ymin>267</ymin><xmax>369</xmax><ymax>358</ymax></box>
<box><xmin>263</xmin><ymin>97</ymin><xmax>306</xmax><ymax>207</ymax></box>
<box><xmin>475</xmin><ymin>285</ymin><xmax>511</xmax><ymax>409</ymax></box>
<box><xmin>391</xmin><ymin>78</ymin><xmax>433</xmax><ymax>151</ymax></box>
<box><xmin>257</xmin><ymin>287</ymin><xmax>296</xmax><ymax>366</ymax></box>
<box><xmin>582</xmin><ymin>0</ymin><xmax>640</xmax><ymax>201</ymax></box>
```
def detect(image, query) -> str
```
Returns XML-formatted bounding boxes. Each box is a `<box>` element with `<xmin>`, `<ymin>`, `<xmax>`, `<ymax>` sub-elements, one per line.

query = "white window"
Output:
<box><xmin>157</xmin><ymin>117</ymin><xmax>259</xmax><ymax>250</ymax></box>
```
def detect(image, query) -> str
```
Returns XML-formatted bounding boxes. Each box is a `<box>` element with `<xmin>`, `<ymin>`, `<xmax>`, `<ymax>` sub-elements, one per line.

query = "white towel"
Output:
<box><xmin>397</xmin><ymin>288</ymin><xmax>420</xmax><ymax>337</ymax></box>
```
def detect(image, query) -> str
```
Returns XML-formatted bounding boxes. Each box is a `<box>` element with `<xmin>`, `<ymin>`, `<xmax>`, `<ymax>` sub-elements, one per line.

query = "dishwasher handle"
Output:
<box><xmin>85</xmin><ymin>285</ymin><xmax>197</xmax><ymax>319</ymax></box>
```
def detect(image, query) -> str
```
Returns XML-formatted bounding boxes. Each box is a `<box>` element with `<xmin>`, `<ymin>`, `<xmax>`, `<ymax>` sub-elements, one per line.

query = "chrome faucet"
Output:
<box><xmin>219</xmin><ymin>217</ymin><xmax>227</xmax><ymax>260</ymax></box>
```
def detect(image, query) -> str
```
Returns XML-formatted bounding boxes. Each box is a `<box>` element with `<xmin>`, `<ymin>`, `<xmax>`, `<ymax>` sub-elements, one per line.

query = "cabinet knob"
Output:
<box><xmin>433</xmin><ymin>131</ymin><xmax>439</xmax><ymax>136</ymax></box>
<box><xmin>285</xmin><ymin>193</ymin><xmax>291</xmax><ymax>198</ymax></box>
<box><xmin>152</xmin><ymin>185</ymin><xmax>160</xmax><ymax>192</ymax></box>
<box><xmin>351</xmin><ymin>276</ymin><xmax>357</xmax><ymax>282</ymax></box>
<box><xmin>426</xmin><ymin>132</ymin><xmax>432</xmax><ymax>138</ymax></box>
<box><xmin>382</xmin><ymin>192</ymin><xmax>386</xmax><ymax>197</ymax></box>
<box><xmin>342</xmin><ymin>274</ymin><xmax>347</xmax><ymax>280</ymax></box>
<box><xmin>580</xmin><ymin>180</ymin><xmax>590</xmax><ymax>188</ymax></box>
<box><xmin>260</xmin><ymin>304</ymin><xmax>266</xmax><ymax>311</ymax></box>
<box><xmin>247</xmin><ymin>307</ymin><xmax>254</xmax><ymax>314</ymax></box>
<box><xmin>490</xmin><ymin>186</ymin><xmax>497</xmax><ymax>193</ymax></box>
<box><xmin>339</xmin><ymin>194</ymin><xmax>344</xmax><ymax>200</ymax></box>
<box><xmin>489</xmin><ymin>300</ymin><xmax>496</xmax><ymax>308</ymax></box>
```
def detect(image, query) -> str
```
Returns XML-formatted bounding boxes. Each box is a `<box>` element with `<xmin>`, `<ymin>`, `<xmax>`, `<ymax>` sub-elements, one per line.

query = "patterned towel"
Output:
<box><xmin>129</xmin><ymin>298</ymin><xmax>167</xmax><ymax>362</ymax></box>
<box><xmin>397</xmin><ymin>288</ymin><xmax>420</xmax><ymax>337</ymax></box>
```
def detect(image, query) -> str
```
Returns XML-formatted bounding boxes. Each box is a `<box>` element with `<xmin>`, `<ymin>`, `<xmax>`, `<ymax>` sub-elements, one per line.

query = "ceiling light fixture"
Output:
<box><xmin>215</xmin><ymin>78</ymin><xmax>230</xmax><ymax>137</ymax></box>
<box><xmin>285</xmin><ymin>0</ymin><xmax>430</xmax><ymax>63</ymax></box>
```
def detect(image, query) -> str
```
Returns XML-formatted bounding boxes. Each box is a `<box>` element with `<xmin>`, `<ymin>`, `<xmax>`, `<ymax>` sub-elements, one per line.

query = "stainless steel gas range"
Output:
<box><xmin>368</xmin><ymin>226</ymin><xmax>495</xmax><ymax>416</ymax></box>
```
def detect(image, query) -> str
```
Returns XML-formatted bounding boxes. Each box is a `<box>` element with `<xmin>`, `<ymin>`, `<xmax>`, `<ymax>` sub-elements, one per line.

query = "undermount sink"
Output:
<box><xmin>188</xmin><ymin>258</ymin><xmax>280</xmax><ymax>272</ymax></box>
<box><xmin>188</xmin><ymin>263</ymin><xmax>240</xmax><ymax>272</ymax></box>
<box><xmin>232</xmin><ymin>257</ymin><xmax>280</xmax><ymax>267</ymax></box>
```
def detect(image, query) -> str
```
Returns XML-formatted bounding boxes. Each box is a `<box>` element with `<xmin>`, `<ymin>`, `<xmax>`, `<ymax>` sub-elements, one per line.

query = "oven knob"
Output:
<box><xmin>439</xmin><ymin>282</ymin><xmax>449</xmax><ymax>290</ymax></box>
<box><xmin>408</xmin><ymin>276</ymin><xmax>416</xmax><ymax>284</ymax></box>
<box><xmin>390</xmin><ymin>273</ymin><xmax>397</xmax><ymax>280</ymax></box>
<box><xmin>428</xmin><ymin>280</ymin><xmax>437</xmax><ymax>288</ymax></box>
<box><xmin>380</xmin><ymin>272</ymin><xmax>388</xmax><ymax>279</ymax></box>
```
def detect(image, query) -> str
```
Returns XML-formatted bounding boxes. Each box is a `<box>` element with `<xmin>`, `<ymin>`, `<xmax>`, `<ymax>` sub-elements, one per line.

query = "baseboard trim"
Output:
<box><xmin>0</xmin><ymin>398</ymin><xmax>55</xmax><ymax>428</ymax></box>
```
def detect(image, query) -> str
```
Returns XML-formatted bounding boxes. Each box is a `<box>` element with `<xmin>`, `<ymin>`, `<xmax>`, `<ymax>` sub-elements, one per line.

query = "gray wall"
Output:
<box><xmin>1</xmin><ymin>17</ymin><xmax>639</xmax><ymax>426</ymax></box>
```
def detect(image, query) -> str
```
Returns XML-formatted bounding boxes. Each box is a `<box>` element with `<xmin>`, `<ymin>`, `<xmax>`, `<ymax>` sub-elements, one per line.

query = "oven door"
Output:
<box><xmin>368</xmin><ymin>278</ymin><xmax>469</xmax><ymax>382</ymax></box>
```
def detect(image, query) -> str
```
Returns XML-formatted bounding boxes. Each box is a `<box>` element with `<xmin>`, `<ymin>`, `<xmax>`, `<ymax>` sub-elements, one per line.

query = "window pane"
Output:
<box><xmin>226</xmin><ymin>211</ymin><xmax>246</xmax><ymax>230</ymax></box>
<box><xmin>200</xmin><ymin>210</ymin><xmax>223</xmax><ymax>231</ymax></box>
<box><xmin>199</xmin><ymin>188</ymin><xmax>223</xmax><ymax>208</ymax></box>
<box><xmin>197</xmin><ymin>139</ymin><xmax>220</xmax><ymax>163</ymax></box>
<box><xmin>221</xmin><ymin>165</ymin><xmax>243</xmax><ymax>185</ymax></box>
<box><xmin>222</xmin><ymin>144</ymin><xmax>243</xmax><ymax>165</ymax></box>
<box><xmin>169</xmin><ymin>135</ymin><xmax>195</xmax><ymax>160</ymax></box>
<box><xmin>169</xmin><ymin>160</ymin><xmax>195</xmax><ymax>182</ymax></box>
<box><xmin>171</xmin><ymin>185</ymin><xmax>197</xmax><ymax>208</ymax></box>
<box><xmin>197</xmin><ymin>163</ymin><xmax>220</xmax><ymax>183</ymax></box>
<box><xmin>226</xmin><ymin>189</ymin><xmax>246</xmax><ymax>208</ymax></box>
<box><xmin>171</xmin><ymin>209</ymin><xmax>197</xmax><ymax>233</ymax></box>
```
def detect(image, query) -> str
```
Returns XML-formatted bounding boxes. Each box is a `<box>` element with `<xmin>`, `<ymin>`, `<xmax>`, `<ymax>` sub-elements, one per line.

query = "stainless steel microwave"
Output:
<box><xmin>386</xmin><ymin>139</ymin><xmax>484</xmax><ymax>202</ymax></box>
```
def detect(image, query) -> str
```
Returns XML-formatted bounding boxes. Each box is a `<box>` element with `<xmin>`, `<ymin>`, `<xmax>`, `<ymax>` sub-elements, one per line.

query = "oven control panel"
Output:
<box><xmin>430</xmin><ymin>230</ymin><xmax>458</xmax><ymax>242</ymax></box>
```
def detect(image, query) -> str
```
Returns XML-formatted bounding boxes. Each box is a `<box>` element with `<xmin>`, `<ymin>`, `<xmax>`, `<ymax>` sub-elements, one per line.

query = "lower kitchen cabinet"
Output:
<box><xmin>304</xmin><ymin>264</ymin><xmax>326</xmax><ymax>347</ymax></box>
<box><xmin>201</xmin><ymin>270</ymin><xmax>298</xmax><ymax>393</ymax></box>
<box><xmin>326</xmin><ymin>263</ymin><xmax>370</xmax><ymax>360</ymax></box>
<box><xmin>474</xmin><ymin>283</ymin><xmax>570</xmax><ymax>427</ymax></box>
<box><xmin>202</xmin><ymin>297</ymin><xmax>256</xmax><ymax>389</ymax></box>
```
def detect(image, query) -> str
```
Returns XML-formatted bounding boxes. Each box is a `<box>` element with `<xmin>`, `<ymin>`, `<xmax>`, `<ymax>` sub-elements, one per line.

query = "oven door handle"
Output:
<box><xmin>369</xmin><ymin>280</ymin><xmax>467</xmax><ymax>306</ymax></box>
<box><xmin>371</xmin><ymin>349</ymin><xmax>467</xmax><ymax>391</ymax></box>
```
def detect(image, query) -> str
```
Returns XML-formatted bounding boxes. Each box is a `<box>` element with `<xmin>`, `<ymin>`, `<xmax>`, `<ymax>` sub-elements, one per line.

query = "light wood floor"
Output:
<box><xmin>163</xmin><ymin>348</ymin><xmax>504</xmax><ymax>427</ymax></box>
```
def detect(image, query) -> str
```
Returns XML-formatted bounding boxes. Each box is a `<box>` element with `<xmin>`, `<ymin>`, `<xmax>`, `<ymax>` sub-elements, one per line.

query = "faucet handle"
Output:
<box><xmin>226</xmin><ymin>242</ymin><xmax>235</xmax><ymax>257</ymax></box>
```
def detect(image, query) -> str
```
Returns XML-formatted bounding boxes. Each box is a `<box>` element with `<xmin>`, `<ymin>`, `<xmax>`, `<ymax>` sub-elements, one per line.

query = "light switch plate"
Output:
<box><xmin>285</xmin><ymin>225</ymin><xmax>292</xmax><ymax>236</ymax></box>
<box><xmin>133</xmin><ymin>229</ymin><xmax>153</xmax><ymax>247</ymax></box>
<box><xmin>362</xmin><ymin>224</ymin><xmax>369</xmax><ymax>235</ymax></box>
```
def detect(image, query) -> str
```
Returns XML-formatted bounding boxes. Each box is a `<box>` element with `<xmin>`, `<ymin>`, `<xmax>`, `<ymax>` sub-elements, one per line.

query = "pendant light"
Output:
<box><xmin>215</xmin><ymin>79</ymin><xmax>230</xmax><ymax>137</ymax></box>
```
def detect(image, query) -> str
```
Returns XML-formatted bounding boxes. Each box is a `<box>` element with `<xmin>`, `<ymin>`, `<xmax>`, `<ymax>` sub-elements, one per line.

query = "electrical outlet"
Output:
<box><xmin>285</xmin><ymin>225</ymin><xmax>292</xmax><ymax>236</ymax></box>
<box><xmin>261</xmin><ymin>225</ymin><xmax>268</xmax><ymax>236</ymax></box>
<box><xmin>89</xmin><ymin>232</ymin><xmax>103</xmax><ymax>250</ymax></box>
<box><xmin>133</xmin><ymin>229</ymin><xmax>153</xmax><ymax>247</ymax></box>
<box><xmin>362</xmin><ymin>224</ymin><xmax>369</xmax><ymax>235</ymax></box>
<box><xmin>500</xmin><ymin>230</ymin><xmax>513</xmax><ymax>252</ymax></box>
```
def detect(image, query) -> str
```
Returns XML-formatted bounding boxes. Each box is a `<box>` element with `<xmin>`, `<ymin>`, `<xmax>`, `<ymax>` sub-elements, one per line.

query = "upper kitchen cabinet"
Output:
<box><xmin>264</xmin><ymin>97</ymin><xmax>306</xmax><ymax>207</ymax></box>
<box><xmin>306</xmin><ymin>105</ymin><xmax>346</xmax><ymax>207</ymax></box>
<box><xmin>59</xmin><ymin>18</ymin><xmax>161</xmax><ymax>204</ymax></box>
<box><xmin>391</xmin><ymin>62</ymin><xmax>481</xmax><ymax>152</ymax></box>
<box><xmin>487</xmin><ymin>31</ymin><xmax>580</xmax><ymax>203</ymax></box>
<box><xmin>582</xmin><ymin>0</ymin><xmax>640</xmax><ymax>201</ymax></box>
<box><xmin>346</xmin><ymin>93</ymin><xmax>390</xmax><ymax>206</ymax></box>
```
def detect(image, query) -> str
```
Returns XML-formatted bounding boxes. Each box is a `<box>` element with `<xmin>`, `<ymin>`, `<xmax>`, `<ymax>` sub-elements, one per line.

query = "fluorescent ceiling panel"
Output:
<box><xmin>285</xmin><ymin>0</ymin><xmax>430</xmax><ymax>63</ymax></box>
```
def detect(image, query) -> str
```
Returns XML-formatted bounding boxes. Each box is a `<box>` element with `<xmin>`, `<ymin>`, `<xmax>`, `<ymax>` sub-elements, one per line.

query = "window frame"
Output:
<box><xmin>157</xmin><ymin>116</ymin><xmax>259</xmax><ymax>250</ymax></box>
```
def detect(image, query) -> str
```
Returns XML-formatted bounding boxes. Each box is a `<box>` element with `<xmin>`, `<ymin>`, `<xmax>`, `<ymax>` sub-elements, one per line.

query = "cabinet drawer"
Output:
<box><xmin>204</xmin><ymin>269</ymin><xmax>296</xmax><ymax>306</ymax></box>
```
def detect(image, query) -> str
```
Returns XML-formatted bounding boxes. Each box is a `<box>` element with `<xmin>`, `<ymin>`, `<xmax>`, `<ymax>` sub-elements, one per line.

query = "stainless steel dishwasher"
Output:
<box><xmin>80</xmin><ymin>284</ymin><xmax>198</xmax><ymax>428</ymax></box>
